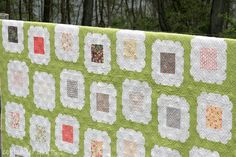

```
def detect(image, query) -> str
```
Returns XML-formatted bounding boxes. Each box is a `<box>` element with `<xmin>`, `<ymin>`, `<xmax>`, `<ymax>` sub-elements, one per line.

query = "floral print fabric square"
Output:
<box><xmin>8</xmin><ymin>26</ymin><xmax>18</xmax><ymax>43</ymax></box>
<box><xmin>160</xmin><ymin>52</ymin><xmax>175</xmax><ymax>74</ymax></box>
<box><xmin>34</xmin><ymin>37</ymin><xmax>45</xmax><ymax>54</ymax></box>
<box><xmin>61</xmin><ymin>32</ymin><xmax>73</xmax><ymax>52</ymax></box>
<box><xmin>206</xmin><ymin>105</ymin><xmax>222</xmax><ymax>129</ymax></box>
<box><xmin>124</xmin><ymin>39</ymin><xmax>137</xmax><ymax>59</ymax></box>
<box><xmin>62</xmin><ymin>124</ymin><xmax>74</xmax><ymax>143</ymax></box>
<box><xmin>200</xmin><ymin>48</ymin><xmax>217</xmax><ymax>70</ymax></box>
<box><xmin>10</xmin><ymin>112</ymin><xmax>20</xmax><ymax>129</ymax></box>
<box><xmin>91</xmin><ymin>140</ymin><xmax>103</xmax><ymax>157</ymax></box>
<box><xmin>91</xmin><ymin>44</ymin><xmax>104</xmax><ymax>63</ymax></box>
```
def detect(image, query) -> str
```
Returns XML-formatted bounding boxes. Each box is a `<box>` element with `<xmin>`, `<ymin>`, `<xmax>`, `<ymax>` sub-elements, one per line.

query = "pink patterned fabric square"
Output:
<box><xmin>200</xmin><ymin>48</ymin><xmax>217</xmax><ymax>70</ymax></box>
<box><xmin>10</xmin><ymin>112</ymin><xmax>20</xmax><ymax>129</ymax></box>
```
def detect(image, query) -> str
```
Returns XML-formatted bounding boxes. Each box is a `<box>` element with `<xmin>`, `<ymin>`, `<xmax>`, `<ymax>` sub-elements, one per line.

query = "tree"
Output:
<box><xmin>209</xmin><ymin>0</ymin><xmax>226</xmax><ymax>35</ymax></box>
<box><xmin>43</xmin><ymin>0</ymin><xmax>51</xmax><ymax>22</ymax></box>
<box><xmin>82</xmin><ymin>0</ymin><xmax>94</xmax><ymax>26</ymax></box>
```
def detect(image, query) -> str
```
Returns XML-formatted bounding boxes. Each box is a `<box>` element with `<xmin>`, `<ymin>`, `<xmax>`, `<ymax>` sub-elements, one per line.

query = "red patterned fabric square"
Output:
<box><xmin>34</xmin><ymin>37</ymin><xmax>45</xmax><ymax>54</ymax></box>
<box><xmin>62</xmin><ymin>124</ymin><xmax>73</xmax><ymax>143</ymax></box>
<box><xmin>200</xmin><ymin>48</ymin><xmax>217</xmax><ymax>70</ymax></box>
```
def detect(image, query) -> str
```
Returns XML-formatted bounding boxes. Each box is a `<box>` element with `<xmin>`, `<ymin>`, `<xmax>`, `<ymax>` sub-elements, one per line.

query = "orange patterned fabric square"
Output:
<box><xmin>62</xmin><ymin>124</ymin><xmax>74</xmax><ymax>143</ymax></box>
<box><xmin>200</xmin><ymin>48</ymin><xmax>217</xmax><ymax>70</ymax></box>
<box><xmin>206</xmin><ymin>105</ymin><xmax>223</xmax><ymax>129</ymax></box>
<box><xmin>124</xmin><ymin>39</ymin><xmax>137</xmax><ymax>59</ymax></box>
<box><xmin>124</xmin><ymin>140</ymin><xmax>137</xmax><ymax>157</ymax></box>
<box><xmin>91</xmin><ymin>140</ymin><xmax>103</xmax><ymax>157</ymax></box>
<box><xmin>34</xmin><ymin>37</ymin><xmax>45</xmax><ymax>54</ymax></box>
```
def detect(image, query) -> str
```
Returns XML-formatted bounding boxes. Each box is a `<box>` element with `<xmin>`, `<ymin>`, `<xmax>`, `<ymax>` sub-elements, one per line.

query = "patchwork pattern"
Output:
<box><xmin>7</xmin><ymin>60</ymin><xmax>29</xmax><ymax>97</ymax></box>
<box><xmin>122</xmin><ymin>79</ymin><xmax>152</xmax><ymax>124</ymax></box>
<box><xmin>91</xmin><ymin>44</ymin><xmax>104</xmax><ymax>63</ymax></box>
<box><xmin>124</xmin><ymin>39</ymin><xmax>137</xmax><ymax>59</ymax></box>
<box><xmin>152</xmin><ymin>40</ymin><xmax>184</xmax><ymax>86</ymax></box>
<box><xmin>8</xmin><ymin>26</ymin><xmax>18</xmax><ymax>43</ymax></box>
<box><xmin>197</xmin><ymin>93</ymin><xmax>232</xmax><ymax>144</ymax></box>
<box><xmin>166</xmin><ymin>107</ymin><xmax>181</xmax><ymax>129</ymax></box>
<box><xmin>2</xmin><ymin>20</ymin><xmax>24</xmax><ymax>53</ymax></box>
<box><xmin>55</xmin><ymin>114</ymin><xmax>80</xmax><ymax>154</ymax></box>
<box><xmin>84</xmin><ymin>128</ymin><xmax>111</xmax><ymax>157</ymax></box>
<box><xmin>60</xmin><ymin>69</ymin><xmax>85</xmax><ymax>110</ymax></box>
<box><xmin>90</xmin><ymin>82</ymin><xmax>117</xmax><ymax>124</ymax></box>
<box><xmin>116</xmin><ymin>128</ymin><xmax>145</xmax><ymax>157</ymax></box>
<box><xmin>34</xmin><ymin>37</ymin><xmax>45</xmax><ymax>54</ymax></box>
<box><xmin>55</xmin><ymin>24</ymin><xmax>79</xmax><ymax>62</ymax></box>
<box><xmin>157</xmin><ymin>94</ymin><xmax>190</xmax><ymax>142</ymax></box>
<box><xmin>206</xmin><ymin>106</ymin><xmax>223</xmax><ymax>129</ymax></box>
<box><xmin>200</xmin><ymin>48</ymin><xmax>217</xmax><ymax>70</ymax></box>
<box><xmin>116</xmin><ymin>30</ymin><xmax>146</xmax><ymax>72</ymax></box>
<box><xmin>190</xmin><ymin>36</ymin><xmax>227</xmax><ymax>84</ymax></box>
<box><xmin>2</xmin><ymin>21</ymin><xmax>236</xmax><ymax>157</ymax></box>
<box><xmin>84</xmin><ymin>33</ymin><xmax>111</xmax><ymax>74</ymax></box>
<box><xmin>5</xmin><ymin>102</ymin><xmax>25</xmax><ymax>139</ymax></box>
<box><xmin>160</xmin><ymin>52</ymin><xmax>175</xmax><ymax>74</ymax></box>
<box><xmin>30</xmin><ymin>115</ymin><xmax>51</xmax><ymax>154</ymax></box>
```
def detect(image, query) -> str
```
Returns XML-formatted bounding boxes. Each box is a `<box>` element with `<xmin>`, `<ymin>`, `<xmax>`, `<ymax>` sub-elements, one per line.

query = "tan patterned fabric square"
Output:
<box><xmin>91</xmin><ymin>140</ymin><xmax>103</xmax><ymax>157</ymax></box>
<box><xmin>129</xmin><ymin>92</ymin><xmax>144</xmax><ymax>112</ymax></box>
<box><xmin>124</xmin><ymin>39</ymin><xmax>137</xmax><ymax>59</ymax></box>
<box><xmin>124</xmin><ymin>140</ymin><xmax>137</xmax><ymax>157</ymax></box>
<box><xmin>91</xmin><ymin>44</ymin><xmax>104</xmax><ymax>63</ymax></box>
<box><xmin>160</xmin><ymin>52</ymin><xmax>175</xmax><ymax>74</ymax></box>
<box><xmin>13</xmin><ymin>71</ymin><xmax>23</xmax><ymax>88</ymax></box>
<box><xmin>96</xmin><ymin>93</ymin><xmax>109</xmax><ymax>113</ymax></box>
<box><xmin>35</xmin><ymin>125</ymin><xmax>47</xmax><ymax>143</ymax></box>
<box><xmin>206</xmin><ymin>105</ymin><xmax>223</xmax><ymax>129</ymax></box>
<box><xmin>61</xmin><ymin>32</ymin><xmax>73</xmax><ymax>52</ymax></box>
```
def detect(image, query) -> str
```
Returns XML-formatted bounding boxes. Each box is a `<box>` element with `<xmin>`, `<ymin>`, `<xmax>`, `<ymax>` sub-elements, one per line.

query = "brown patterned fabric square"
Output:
<box><xmin>8</xmin><ymin>26</ymin><xmax>18</xmax><ymax>43</ymax></box>
<box><xmin>166</xmin><ymin>107</ymin><xmax>181</xmax><ymax>129</ymax></box>
<box><xmin>124</xmin><ymin>39</ymin><xmax>137</xmax><ymax>59</ymax></box>
<box><xmin>206</xmin><ymin>105</ymin><xmax>222</xmax><ymax>129</ymax></box>
<box><xmin>67</xmin><ymin>80</ymin><xmax>78</xmax><ymax>98</ymax></box>
<box><xmin>124</xmin><ymin>140</ymin><xmax>137</xmax><ymax>157</ymax></box>
<box><xmin>129</xmin><ymin>92</ymin><xmax>144</xmax><ymax>112</ymax></box>
<box><xmin>160</xmin><ymin>52</ymin><xmax>175</xmax><ymax>74</ymax></box>
<box><xmin>91</xmin><ymin>140</ymin><xmax>103</xmax><ymax>157</ymax></box>
<box><xmin>91</xmin><ymin>44</ymin><xmax>104</xmax><ymax>63</ymax></box>
<box><xmin>96</xmin><ymin>93</ymin><xmax>109</xmax><ymax>112</ymax></box>
<box><xmin>15</xmin><ymin>155</ymin><xmax>23</xmax><ymax>157</ymax></box>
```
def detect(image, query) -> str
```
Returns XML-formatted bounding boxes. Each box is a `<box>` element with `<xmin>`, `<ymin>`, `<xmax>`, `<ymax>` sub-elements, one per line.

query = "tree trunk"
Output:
<box><xmin>209</xmin><ymin>0</ymin><xmax>226</xmax><ymax>35</ymax></box>
<box><xmin>43</xmin><ymin>0</ymin><xmax>51</xmax><ymax>22</ymax></box>
<box><xmin>66</xmin><ymin>0</ymin><xmax>71</xmax><ymax>24</ymax></box>
<box><xmin>82</xmin><ymin>0</ymin><xmax>94</xmax><ymax>26</ymax></box>
<box><xmin>19</xmin><ymin>0</ymin><xmax>22</xmax><ymax>20</ymax></box>
<box><xmin>99</xmin><ymin>0</ymin><xmax>105</xmax><ymax>27</ymax></box>
<box><xmin>156</xmin><ymin>0</ymin><xmax>171</xmax><ymax>31</ymax></box>
<box><xmin>28</xmin><ymin>0</ymin><xmax>33</xmax><ymax>20</ymax></box>
<box><xmin>5</xmin><ymin>0</ymin><xmax>11</xmax><ymax>18</ymax></box>
<box><xmin>61</xmin><ymin>0</ymin><xmax>66</xmax><ymax>23</ymax></box>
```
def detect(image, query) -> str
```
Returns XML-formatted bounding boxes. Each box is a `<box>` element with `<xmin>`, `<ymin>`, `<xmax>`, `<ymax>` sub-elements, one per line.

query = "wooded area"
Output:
<box><xmin>0</xmin><ymin>0</ymin><xmax>236</xmax><ymax>38</ymax></box>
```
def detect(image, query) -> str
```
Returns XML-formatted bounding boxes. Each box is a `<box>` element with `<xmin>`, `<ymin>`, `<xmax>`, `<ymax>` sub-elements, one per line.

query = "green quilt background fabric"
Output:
<box><xmin>0</xmin><ymin>20</ymin><xmax>236</xmax><ymax>157</ymax></box>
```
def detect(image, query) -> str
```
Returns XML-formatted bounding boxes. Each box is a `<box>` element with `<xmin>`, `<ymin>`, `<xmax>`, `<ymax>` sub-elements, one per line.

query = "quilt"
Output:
<box><xmin>0</xmin><ymin>20</ymin><xmax>236</xmax><ymax>157</ymax></box>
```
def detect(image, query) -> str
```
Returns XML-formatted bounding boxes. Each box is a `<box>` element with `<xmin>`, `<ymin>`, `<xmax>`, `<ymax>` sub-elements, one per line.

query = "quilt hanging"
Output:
<box><xmin>0</xmin><ymin>20</ymin><xmax>236</xmax><ymax>157</ymax></box>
